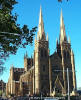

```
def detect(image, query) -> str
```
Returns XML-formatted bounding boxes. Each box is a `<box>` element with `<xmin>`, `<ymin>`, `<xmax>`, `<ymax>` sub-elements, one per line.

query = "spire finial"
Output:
<box><xmin>24</xmin><ymin>53</ymin><xmax>25</xmax><ymax>58</ymax></box>
<box><xmin>25</xmin><ymin>51</ymin><xmax>28</xmax><ymax>58</ymax></box>
<box><xmin>38</xmin><ymin>6</ymin><xmax>45</xmax><ymax>40</ymax></box>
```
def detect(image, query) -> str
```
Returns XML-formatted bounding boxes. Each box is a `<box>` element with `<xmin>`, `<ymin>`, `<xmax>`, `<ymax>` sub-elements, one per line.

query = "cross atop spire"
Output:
<box><xmin>60</xmin><ymin>9</ymin><xmax>67</xmax><ymax>44</ymax></box>
<box><xmin>38</xmin><ymin>6</ymin><xmax>45</xmax><ymax>40</ymax></box>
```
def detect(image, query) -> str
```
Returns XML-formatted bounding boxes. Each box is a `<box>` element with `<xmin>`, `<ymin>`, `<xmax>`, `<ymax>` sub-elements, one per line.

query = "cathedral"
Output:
<box><xmin>6</xmin><ymin>7</ymin><xmax>77</xmax><ymax>97</ymax></box>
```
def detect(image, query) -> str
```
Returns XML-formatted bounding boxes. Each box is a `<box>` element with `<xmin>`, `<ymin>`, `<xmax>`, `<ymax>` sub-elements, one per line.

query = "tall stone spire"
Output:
<box><xmin>60</xmin><ymin>9</ymin><xmax>67</xmax><ymax>44</ymax></box>
<box><xmin>38</xmin><ymin>6</ymin><xmax>45</xmax><ymax>40</ymax></box>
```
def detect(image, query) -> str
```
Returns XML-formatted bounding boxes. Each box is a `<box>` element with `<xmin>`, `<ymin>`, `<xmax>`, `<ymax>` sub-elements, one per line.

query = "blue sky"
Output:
<box><xmin>0</xmin><ymin>0</ymin><xmax>81</xmax><ymax>88</ymax></box>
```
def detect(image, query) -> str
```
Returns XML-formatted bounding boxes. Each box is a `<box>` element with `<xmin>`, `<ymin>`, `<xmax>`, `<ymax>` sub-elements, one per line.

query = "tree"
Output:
<box><xmin>0</xmin><ymin>0</ymin><xmax>37</xmax><ymax>74</ymax></box>
<box><xmin>58</xmin><ymin>0</ymin><xmax>69</xmax><ymax>2</ymax></box>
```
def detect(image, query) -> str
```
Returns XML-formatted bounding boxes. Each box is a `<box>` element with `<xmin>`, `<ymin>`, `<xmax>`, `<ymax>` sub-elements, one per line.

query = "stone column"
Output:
<box><xmin>71</xmin><ymin>50</ymin><xmax>76</xmax><ymax>91</ymax></box>
<box><xmin>61</xmin><ymin>46</ymin><xmax>66</xmax><ymax>94</ymax></box>
<box><xmin>49</xmin><ymin>57</ymin><xmax>52</xmax><ymax>96</ymax></box>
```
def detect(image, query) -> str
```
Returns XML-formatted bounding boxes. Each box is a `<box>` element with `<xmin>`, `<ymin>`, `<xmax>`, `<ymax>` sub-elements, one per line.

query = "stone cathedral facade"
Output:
<box><xmin>6</xmin><ymin>8</ymin><xmax>77</xmax><ymax>96</ymax></box>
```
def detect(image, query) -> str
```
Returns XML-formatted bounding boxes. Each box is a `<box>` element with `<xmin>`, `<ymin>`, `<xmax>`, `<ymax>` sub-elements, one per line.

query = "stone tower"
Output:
<box><xmin>24</xmin><ymin>52</ymin><xmax>33</xmax><ymax>72</ymax></box>
<box><xmin>34</xmin><ymin>7</ymin><xmax>49</xmax><ymax>95</ymax></box>
<box><xmin>56</xmin><ymin>9</ymin><xmax>76</xmax><ymax>93</ymax></box>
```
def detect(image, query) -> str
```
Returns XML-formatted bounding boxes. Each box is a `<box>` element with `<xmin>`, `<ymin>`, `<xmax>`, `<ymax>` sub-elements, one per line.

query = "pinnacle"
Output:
<box><xmin>68</xmin><ymin>36</ymin><xmax>71</xmax><ymax>43</ymax></box>
<box><xmin>46</xmin><ymin>33</ymin><xmax>49</xmax><ymax>41</ymax></box>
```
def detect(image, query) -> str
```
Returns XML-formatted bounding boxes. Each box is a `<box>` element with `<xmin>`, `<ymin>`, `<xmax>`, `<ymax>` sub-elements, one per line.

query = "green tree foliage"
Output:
<box><xmin>58</xmin><ymin>0</ymin><xmax>69</xmax><ymax>2</ymax></box>
<box><xmin>0</xmin><ymin>0</ymin><xmax>37</xmax><ymax>73</ymax></box>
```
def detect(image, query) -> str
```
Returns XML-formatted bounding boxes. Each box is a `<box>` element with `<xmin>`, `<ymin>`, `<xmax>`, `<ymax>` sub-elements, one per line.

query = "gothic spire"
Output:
<box><xmin>60</xmin><ymin>9</ymin><xmax>67</xmax><ymax>44</ymax></box>
<box><xmin>71</xmin><ymin>49</ymin><xmax>74</xmax><ymax>56</ymax></box>
<box><xmin>56</xmin><ymin>38</ymin><xmax>58</xmax><ymax>46</ymax></box>
<box><xmin>24</xmin><ymin>52</ymin><xmax>27</xmax><ymax>59</ymax></box>
<box><xmin>46</xmin><ymin>33</ymin><xmax>49</xmax><ymax>41</ymax></box>
<box><xmin>35</xmin><ymin>35</ymin><xmax>37</xmax><ymax>43</ymax></box>
<box><xmin>25</xmin><ymin>51</ymin><xmax>28</xmax><ymax>58</ymax></box>
<box><xmin>38</xmin><ymin>6</ymin><xmax>45</xmax><ymax>40</ymax></box>
<box><xmin>68</xmin><ymin>36</ymin><xmax>71</xmax><ymax>44</ymax></box>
